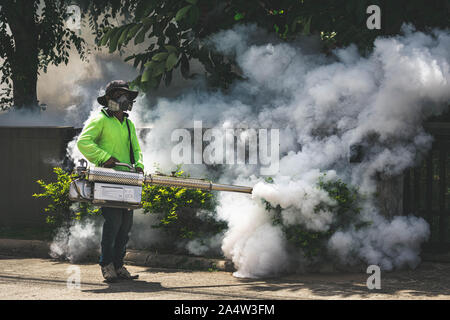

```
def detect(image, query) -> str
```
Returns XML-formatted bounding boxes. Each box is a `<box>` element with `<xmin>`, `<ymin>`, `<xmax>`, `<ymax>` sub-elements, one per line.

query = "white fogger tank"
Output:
<box><xmin>69</xmin><ymin>159</ymin><xmax>253</xmax><ymax>209</ymax></box>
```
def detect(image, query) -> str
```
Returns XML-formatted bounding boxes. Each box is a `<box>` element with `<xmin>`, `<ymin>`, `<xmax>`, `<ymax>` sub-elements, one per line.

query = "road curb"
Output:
<box><xmin>0</xmin><ymin>239</ymin><xmax>50</xmax><ymax>258</ymax></box>
<box><xmin>124</xmin><ymin>249</ymin><xmax>235</xmax><ymax>272</ymax></box>
<box><xmin>0</xmin><ymin>238</ymin><xmax>235</xmax><ymax>272</ymax></box>
<box><xmin>3</xmin><ymin>238</ymin><xmax>447</xmax><ymax>271</ymax></box>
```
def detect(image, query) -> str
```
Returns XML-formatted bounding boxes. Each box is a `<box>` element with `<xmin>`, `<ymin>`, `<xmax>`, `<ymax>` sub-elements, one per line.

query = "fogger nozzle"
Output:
<box><xmin>144</xmin><ymin>174</ymin><xmax>253</xmax><ymax>194</ymax></box>
<box><xmin>70</xmin><ymin>162</ymin><xmax>252</xmax><ymax>210</ymax></box>
<box><xmin>83</xmin><ymin>166</ymin><xmax>253</xmax><ymax>194</ymax></box>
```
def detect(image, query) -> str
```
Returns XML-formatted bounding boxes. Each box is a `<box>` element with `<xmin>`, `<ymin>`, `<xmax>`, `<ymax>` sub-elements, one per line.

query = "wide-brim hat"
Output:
<box><xmin>97</xmin><ymin>80</ymin><xmax>139</xmax><ymax>107</ymax></box>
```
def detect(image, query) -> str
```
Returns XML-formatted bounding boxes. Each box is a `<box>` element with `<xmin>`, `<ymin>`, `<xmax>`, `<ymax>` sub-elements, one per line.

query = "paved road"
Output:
<box><xmin>0</xmin><ymin>256</ymin><xmax>449</xmax><ymax>300</ymax></box>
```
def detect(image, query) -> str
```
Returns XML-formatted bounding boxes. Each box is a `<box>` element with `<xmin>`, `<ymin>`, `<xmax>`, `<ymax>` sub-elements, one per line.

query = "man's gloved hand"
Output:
<box><xmin>103</xmin><ymin>156</ymin><xmax>119</xmax><ymax>168</ymax></box>
<box><xmin>135</xmin><ymin>167</ymin><xmax>144</xmax><ymax>173</ymax></box>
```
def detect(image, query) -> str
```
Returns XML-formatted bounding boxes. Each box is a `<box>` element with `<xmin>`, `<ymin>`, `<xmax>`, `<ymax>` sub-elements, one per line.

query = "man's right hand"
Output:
<box><xmin>103</xmin><ymin>156</ymin><xmax>119</xmax><ymax>168</ymax></box>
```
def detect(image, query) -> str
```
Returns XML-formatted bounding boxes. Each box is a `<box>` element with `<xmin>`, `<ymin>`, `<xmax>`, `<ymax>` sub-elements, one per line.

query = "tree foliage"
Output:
<box><xmin>0</xmin><ymin>0</ymin><xmax>88</xmax><ymax>110</ymax></box>
<box><xmin>1</xmin><ymin>0</ymin><xmax>447</xmax><ymax>108</ymax></box>
<box><xmin>84</xmin><ymin>0</ymin><xmax>449</xmax><ymax>91</ymax></box>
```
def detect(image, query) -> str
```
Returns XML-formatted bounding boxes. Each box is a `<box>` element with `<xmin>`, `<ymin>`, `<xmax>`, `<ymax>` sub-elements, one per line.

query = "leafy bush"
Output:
<box><xmin>141</xmin><ymin>167</ymin><xmax>227</xmax><ymax>250</ymax></box>
<box><xmin>33</xmin><ymin>167</ymin><xmax>100</xmax><ymax>227</ymax></box>
<box><xmin>33</xmin><ymin>166</ymin><xmax>226</xmax><ymax>253</ymax></box>
<box><xmin>264</xmin><ymin>174</ymin><xmax>368</xmax><ymax>259</ymax></box>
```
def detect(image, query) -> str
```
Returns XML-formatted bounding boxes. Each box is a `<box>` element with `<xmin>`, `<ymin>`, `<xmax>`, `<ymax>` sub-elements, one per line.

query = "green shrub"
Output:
<box><xmin>33</xmin><ymin>167</ymin><xmax>100</xmax><ymax>227</ymax></box>
<box><xmin>264</xmin><ymin>174</ymin><xmax>369</xmax><ymax>259</ymax></box>
<box><xmin>33</xmin><ymin>166</ymin><xmax>226</xmax><ymax>251</ymax></box>
<box><xmin>141</xmin><ymin>167</ymin><xmax>227</xmax><ymax>248</ymax></box>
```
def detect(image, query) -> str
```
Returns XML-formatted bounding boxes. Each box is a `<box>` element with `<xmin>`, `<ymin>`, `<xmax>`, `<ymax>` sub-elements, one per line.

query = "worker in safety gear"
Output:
<box><xmin>77</xmin><ymin>80</ymin><xmax>144</xmax><ymax>282</ymax></box>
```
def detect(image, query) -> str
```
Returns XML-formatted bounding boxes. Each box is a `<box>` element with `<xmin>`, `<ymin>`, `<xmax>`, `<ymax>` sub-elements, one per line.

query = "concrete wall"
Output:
<box><xmin>0</xmin><ymin>127</ymin><xmax>77</xmax><ymax>227</ymax></box>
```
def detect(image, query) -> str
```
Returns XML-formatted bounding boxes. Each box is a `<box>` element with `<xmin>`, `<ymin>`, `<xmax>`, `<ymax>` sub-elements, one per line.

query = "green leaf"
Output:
<box><xmin>175</xmin><ymin>5</ymin><xmax>192</xmax><ymax>21</ymax></box>
<box><xmin>134</xmin><ymin>24</ymin><xmax>151</xmax><ymax>45</ymax></box>
<box><xmin>141</xmin><ymin>67</ymin><xmax>153</xmax><ymax>83</ymax></box>
<box><xmin>124</xmin><ymin>54</ymin><xmax>136</xmax><ymax>62</ymax></box>
<box><xmin>127</xmin><ymin>24</ymin><xmax>142</xmax><ymax>40</ymax></box>
<box><xmin>274</xmin><ymin>24</ymin><xmax>279</xmax><ymax>34</ymax></box>
<box><xmin>152</xmin><ymin>62</ymin><xmax>166</xmax><ymax>77</ymax></box>
<box><xmin>234</xmin><ymin>12</ymin><xmax>245</xmax><ymax>21</ymax></box>
<box><xmin>152</xmin><ymin>52</ymin><xmax>169</xmax><ymax>61</ymax></box>
<box><xmin>118</xmin><ymin>25</ymin><xmax>132</xmax><ymax>46</ymax></box>
<box><xmin>109</xmin><ymin>27</ymin><xmax>123</xmax><ymax>53</ymax></box>
<box><xmin>302</xmin><ymin>17</ymin><xmax>312</xmax><ymax>35</ymax></box>
<box><xmin>142</xmin><ymin>16</ymin><xmax>154</xmax><ymax>26</ymax></box>
<box><xmin>99</xmin><ymin>28</ymin><xmax>113</xmax><ymax>46</ymax></box>
<box><xmin>144</xmin><ymin>60</ymin><xmax>155</xmax><ymax>68</ymax></box>
<box><xmin>186</xmin><ymin>0</ymin><xmax>197</xmax><ymax>4</ymax></box>
<box><xmin>180</xmin><ymin>53</ymin><xmax>190</xmax><ymax>79</ymax></box>
<box><xmin>133</xmin><ymin>55</ymin><xmax>142</xmax><ymax>69</ymax></box>
<box><xmin>165</xmin><ymin>53</ymin><xmax>178</xmax><ymax>71</ymax></box>
<box><xmin>164</xmin><ymin>45</ymin><xmax>177</xmax><ymax>54</ymax></box>
<box><xmin>187</xmin><ymin>5</ymin><xmax>200</xmax><ymax>26</ymax></box>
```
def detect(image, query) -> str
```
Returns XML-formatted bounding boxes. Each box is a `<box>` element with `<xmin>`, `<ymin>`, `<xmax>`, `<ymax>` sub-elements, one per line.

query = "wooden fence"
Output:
<box><xmin>403</xmin><ymin>122</ymin><xmax>450</xmax><ymax>251</ymax></box>
<box><xmin>0</xmin><ymin>126</ymin><xmax>78</xmax><ymax>227</ymax></box>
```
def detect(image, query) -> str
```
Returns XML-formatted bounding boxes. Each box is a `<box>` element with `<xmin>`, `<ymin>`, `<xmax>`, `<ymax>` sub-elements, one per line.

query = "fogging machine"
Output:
<box><xmin>69</xmin><ymin>159</ymin><xmax>253</xmax><ymax>209</ymax></box>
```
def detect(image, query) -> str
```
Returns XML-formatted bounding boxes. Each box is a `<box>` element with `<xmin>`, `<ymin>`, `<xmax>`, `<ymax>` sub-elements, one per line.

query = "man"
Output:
<box><xmin>77</xmin><ymin>80</ymin><xmax>144</xmax><ymax>282</ymax></box>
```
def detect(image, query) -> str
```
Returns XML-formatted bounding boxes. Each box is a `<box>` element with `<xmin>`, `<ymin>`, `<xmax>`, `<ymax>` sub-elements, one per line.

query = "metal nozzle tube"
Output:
<box><xmin>145</xmin><ymin>175</ymin><xmax>212</xmax><ymax>189</ymax></box>
<box><xmin>87</xmin><ymin>167</ymin><xmax>144</xmax><ymax>186</ymax></box>
<box><xmin>144</xmin><ymin>175</ymin><xmax>252</xmax><ymax>194</ymax></box>
<box><xmin>210</xmin><ymin>183</ymin><xmax>253</xmax><ymax>194</ymax></box>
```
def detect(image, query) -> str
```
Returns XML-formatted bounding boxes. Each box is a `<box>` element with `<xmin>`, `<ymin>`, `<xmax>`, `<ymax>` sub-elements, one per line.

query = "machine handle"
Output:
<box><xmin>114</xmin><ymin>162</ymin><xmax>135</xmax><ymax>171</ymax></box>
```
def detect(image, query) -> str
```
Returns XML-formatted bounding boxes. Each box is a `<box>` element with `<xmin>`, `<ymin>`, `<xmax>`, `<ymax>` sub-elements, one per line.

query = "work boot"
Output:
<box><xmin>116</xmin><ymin>265</ymin><xmax>139</xmax><ymax>280</ymax></box>
<box><xmin>101</xmin><ymin>263</ymin><xmax>118</xmax><ymax>283</ymax></box>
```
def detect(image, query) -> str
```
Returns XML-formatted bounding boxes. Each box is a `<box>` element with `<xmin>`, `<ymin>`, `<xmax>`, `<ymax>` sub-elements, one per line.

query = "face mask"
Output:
<box><xmin>108</xmin><ymin>95</ymin><xmax>133</xmax><ymax>111</ymax></box>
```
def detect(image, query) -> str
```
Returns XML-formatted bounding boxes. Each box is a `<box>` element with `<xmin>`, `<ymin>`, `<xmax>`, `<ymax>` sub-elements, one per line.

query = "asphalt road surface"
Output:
<box><xmin>0</xmin><ymin>256</ymin><xmax>449</xmax><ymax>300</ymax></box>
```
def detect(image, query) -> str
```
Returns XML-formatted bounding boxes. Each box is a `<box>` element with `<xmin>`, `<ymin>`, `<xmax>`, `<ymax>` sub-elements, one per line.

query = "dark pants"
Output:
<box><xmin>99</xmin><ymin>207</ymin><xmax>134</xmax><ymax>269</ymax></box>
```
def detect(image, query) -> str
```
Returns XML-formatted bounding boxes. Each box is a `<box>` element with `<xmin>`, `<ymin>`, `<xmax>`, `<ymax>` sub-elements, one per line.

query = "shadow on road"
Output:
<box><xmin>81</xmin><ymin>262</ymin><xmax>450</xmax><ymax>298</ymax></box>
<box><xmin>82</xmin><ymin>280</ymin><xmax>164</xmax><ymax>294</ymax></box>
<box><xmin>238</xmin><ymin>262</ymin><xmax>450</xmax><ymax>299</ymax></box>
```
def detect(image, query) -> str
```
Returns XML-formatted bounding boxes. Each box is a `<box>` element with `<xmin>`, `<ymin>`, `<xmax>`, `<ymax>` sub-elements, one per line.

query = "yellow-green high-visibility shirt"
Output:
<box><xmin>77</xmin><ymin>108</ymin><xmax>144</xmax><ymax>172</ymax></box>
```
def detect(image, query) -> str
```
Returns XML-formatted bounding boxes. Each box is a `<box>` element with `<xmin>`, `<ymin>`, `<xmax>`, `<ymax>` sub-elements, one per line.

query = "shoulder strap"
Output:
<box><xmin>125</xmin><ymin>118</ymin><xmax>136</xmax><ymax>165</ymax></box>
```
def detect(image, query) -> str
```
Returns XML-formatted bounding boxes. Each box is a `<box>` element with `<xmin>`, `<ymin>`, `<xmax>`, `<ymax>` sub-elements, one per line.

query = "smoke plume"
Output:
<box><xmin>55</xmin><ymin>23</ymin><xmax>450</xmax><ymax>277</ymax></box>
<box><xmin>131</xmin><ymin>24</ymin><xmax>448</xmax><ymax>276</ymax></box>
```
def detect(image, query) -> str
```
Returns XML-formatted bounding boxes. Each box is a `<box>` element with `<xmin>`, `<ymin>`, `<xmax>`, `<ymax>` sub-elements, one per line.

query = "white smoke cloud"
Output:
<box><xmin>49</xmin><ymin>217</ymin><xmax>102</xmax><ymax>262</ymax></box>
<box><xmin>217</xmin><ymin>191</ymin><xmax>290</xmax><ymax>278</ymax></box>
<box><xmin>128</xmin><ymin>209</ymin><xmax>170</xmax><ymax>250</ymax></box>
<box><xmin>0</xmin><ymin>53</ymin><xmax>138</xmax><ymax>127</ymax></box>
<box><xmin>186</xmin><ymin>233</ymin><xmax>224</xmax><ymax>257</ymax></box>
<box><xmin>328</xmin><ymin>214</ymin><xmax>431</xmax><ymax>270</ymax></box>
<box><xmin>252</xmin><ymin>169</ymin><xmax>338</xmax><ymax>232</ymax></box>
<box><xmin>49</xmin><ymin>209</ymin><xmax>171</xmax><ymax>262</ymax></box>
<box><xmin>153</xmin><ymin>24</ymin><xmax>446</xmax><ymax>276</ymax></box>
<box><xmin>60</xmin><ymin>23</ymin><xmax>448</xmax><ymax>277</ymax></box>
